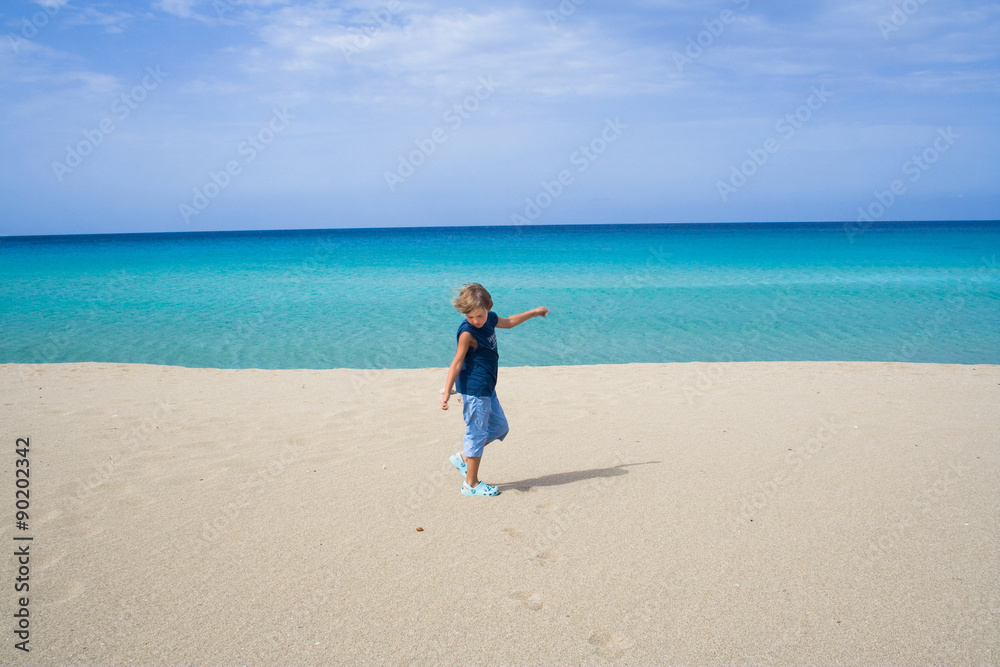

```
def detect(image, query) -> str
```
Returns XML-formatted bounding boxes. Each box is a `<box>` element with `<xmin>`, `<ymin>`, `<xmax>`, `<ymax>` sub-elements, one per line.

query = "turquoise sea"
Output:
<box><xmin>1</xmin><ymin>222</ymin><xmax>998</xmax><ymax>368</ymax></box>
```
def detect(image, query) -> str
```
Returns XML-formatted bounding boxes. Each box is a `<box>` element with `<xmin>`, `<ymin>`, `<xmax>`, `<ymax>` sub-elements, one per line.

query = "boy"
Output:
<box><xmin>440</xmin><ymin>283</ymin><xmax>550</xmax><ymax>497</ymax></box>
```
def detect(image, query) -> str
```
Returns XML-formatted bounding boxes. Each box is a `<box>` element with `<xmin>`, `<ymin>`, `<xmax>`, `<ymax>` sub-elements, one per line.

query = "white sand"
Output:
<box><xmin>1</xmin><ymin>361</ymin><xmax>997</xmax><ymax>665</ymax></box>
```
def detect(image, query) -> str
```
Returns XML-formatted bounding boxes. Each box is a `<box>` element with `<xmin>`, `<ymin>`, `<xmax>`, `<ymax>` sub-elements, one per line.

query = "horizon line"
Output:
<box><xmin>4</xmin><ymin>219</ymin><xmax>999</xmax><ymax>241</ymax></box>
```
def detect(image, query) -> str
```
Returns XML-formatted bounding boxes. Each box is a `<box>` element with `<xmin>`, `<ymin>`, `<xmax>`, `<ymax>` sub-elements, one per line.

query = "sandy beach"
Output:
<box><xmin>1</xmin><ymin>361</ymin><xmax>997</xmax><ymax>665</ymax></box>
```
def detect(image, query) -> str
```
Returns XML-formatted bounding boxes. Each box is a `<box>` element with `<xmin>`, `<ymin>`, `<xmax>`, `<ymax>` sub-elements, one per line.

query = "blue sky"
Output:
<box><xmin>1</xmin><ymin>0</ymin><xmax>998</xmax><ymax>236</ymax></box>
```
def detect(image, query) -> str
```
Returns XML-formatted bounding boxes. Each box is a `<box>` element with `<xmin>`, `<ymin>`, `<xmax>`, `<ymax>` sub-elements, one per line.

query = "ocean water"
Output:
<box><xmin>1</xmin><ymin>222</ymin><xmax>998</xmax><ymax>368</ymax></box>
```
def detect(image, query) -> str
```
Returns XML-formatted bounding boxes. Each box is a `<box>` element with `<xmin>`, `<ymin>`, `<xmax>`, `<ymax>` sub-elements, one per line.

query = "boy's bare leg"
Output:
<box><xmin>464</xmin><ymin>456</ymin><xmax>482</xmax><ymax>487</ymax></box>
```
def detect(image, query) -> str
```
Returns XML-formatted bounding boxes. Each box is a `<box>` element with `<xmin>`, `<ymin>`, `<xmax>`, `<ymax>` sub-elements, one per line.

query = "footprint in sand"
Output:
<box><xmin>534</xmin><ymin>502</ymin><xmax>556</xmax><ymax>515</ymax></box>
<box><xmin>83</xmin><ymin>524</ymin><xmax>106</xmax><ymax>539</ymax></box>
<box><xmin>533</xmin><ymin>551</ymin><xmax>564</xmax><ymax>566</ymax></box>
<box><xmin>34</xmin><ymin>510</ymin><xmax>63</xmax><ymax>527</ymax></box>
<box><xmin>47</xmin><ymin>580</ymin><xmax>85</xmax><ymax>607</ymax></box>
<box><xmin>589</xmin><ymin>631</ymin><xmax>631</xmax><ymax>659</ymax></box>
<box><xmin>510</xmin><ymin>590</ymin><xmax>544</xmax><ymax>611</ymax></box>
<box><xmin>502</xmin><ymin>527</ymin><xmax>525</xmax><ymax>540</ymax></box>
<box><xmin>117</xmin><ymin>484</ymin><xmax>155</xmax><ymax>508</ymax></box>
<box><xmin>35</xmin><ymin>552</ymin><xmax>66</xmax><ymax>573</ymax></box>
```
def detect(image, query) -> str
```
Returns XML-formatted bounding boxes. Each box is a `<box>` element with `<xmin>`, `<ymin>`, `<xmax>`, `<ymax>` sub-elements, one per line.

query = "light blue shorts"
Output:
<box><xmin>461</xmin><ymin>391</ymin><xmax>509</xmax><ymax>458</ymax></box>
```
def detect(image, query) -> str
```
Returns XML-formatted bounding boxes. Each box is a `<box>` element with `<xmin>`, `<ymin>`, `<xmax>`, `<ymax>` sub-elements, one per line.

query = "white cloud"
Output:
<box><xmin>55</xmin><ymin>69</ymin><xmax>120</xmax><ymax>94</ymax></box>
<box><xmin>179</xmin><ymin>77</ymin><xmax>252</xmax><ymax>95</ymax></box>
<box><xmin>0</xmin><ymin>38</ymin><xmax>117</xmax><ymax>95</ymax></box>
<box><xmin>155</xmin><ymin>0</ymin><xmax>198</xmax><ymax>19</ymax></box>
<box><xmin>244</xmin><ymin>5</ymin><xmax>680</xmax><ymax>103</ymax></box>
<box><xmin>65</xmin><ymin>8</ymin><xmax>135</xmax><ymax>34</ymax></box>
<box><xmin>668</xmin><ymin>1</ymin><xmax>1000</xmax><ymax>98</ymax></box>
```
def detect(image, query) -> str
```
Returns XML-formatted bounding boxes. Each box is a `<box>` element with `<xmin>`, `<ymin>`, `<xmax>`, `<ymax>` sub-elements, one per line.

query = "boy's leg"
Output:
<box><xmin>485</xmin><ymin>391</ymin><xmax>510</xmax><ymax>442</ymax></box>
<box><xmin>459</xmin><ymin>394</ymin><xmax>507</xmax><ymax>467</ymax></box>
<box><xmin>461</xmin><ymin>394</ymin><xmax>490</xmax><ymax>487</ymax></box>
<box><xmin>463</xmin><ymin>393</ymin><xmax>509</xmax><ymax>487</ymax></box>
<box><xmin>465</xmin><ymin>456</ymin><xmax>482</xmax><ymax>487</ymax></box>
<box><xmin>460</xmin><ymin>394</ymin><xmax>508</xmax><ymax>483</ymax></box>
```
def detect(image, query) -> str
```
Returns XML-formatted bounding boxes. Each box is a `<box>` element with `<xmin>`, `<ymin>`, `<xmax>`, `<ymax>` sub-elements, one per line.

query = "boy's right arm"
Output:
<box><xmin>441</xmin><ymin>332</ymin><xmax>473</xmax><ymax>410</ymax></box>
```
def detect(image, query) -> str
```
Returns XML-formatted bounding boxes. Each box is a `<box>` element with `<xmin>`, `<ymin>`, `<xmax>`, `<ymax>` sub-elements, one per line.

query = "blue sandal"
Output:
<box><xmin>449</xmin><ymin>453</ymin><xmax>467</xmax><ymax>477</ymax></box>
<box><xmin>462</xmin><ymin>481</ymin><xmax>500</xmax><ymax>497</ymax></box>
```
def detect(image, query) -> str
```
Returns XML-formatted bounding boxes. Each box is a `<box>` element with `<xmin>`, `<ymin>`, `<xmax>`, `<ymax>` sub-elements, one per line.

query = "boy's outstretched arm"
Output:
<box><xmin>441</xmin><ymin>332</ymin><xmax>474</xmax><ymax>410</ymax></box>
<box><xmin>496</xmin><ymin>307</ymin><xmax>550</xmax><ymax>329</ymax></box>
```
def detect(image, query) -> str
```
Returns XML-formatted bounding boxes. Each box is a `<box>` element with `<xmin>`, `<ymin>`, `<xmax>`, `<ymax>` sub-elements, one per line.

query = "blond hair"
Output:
<box><xmin>452</xmin><ymin>283</ymin><xmax>493</xmax><ymax>314</ymax></box>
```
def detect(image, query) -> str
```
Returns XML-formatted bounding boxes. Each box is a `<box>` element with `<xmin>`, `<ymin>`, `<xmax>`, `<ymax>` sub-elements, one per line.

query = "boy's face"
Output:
<box><xmin>465</xmin><ymin>307</ymin><xmax>488</xmax><ymax>328</ymax></box>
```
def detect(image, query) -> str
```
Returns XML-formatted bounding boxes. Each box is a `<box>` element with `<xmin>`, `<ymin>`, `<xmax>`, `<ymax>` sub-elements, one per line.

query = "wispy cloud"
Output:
<box><xmin>155</xmin><ymin>0</ymin><xmax>198</xmax><ymax>19</ymax></box>
<box><xmin>0</xmin><ymin>38</ymin><xmax>118</xmax><ymax>96</ymax></box>
<box><xmin>245</xmin><ymin>5</ymin><xmax>680</xmax><ymax>103</ymax></box>
<box><xmin>1</xmin><ymin>0</ymin><xmax>998</xmax><ymax>234</ymax></box>
<box><xmin>62</xmin><ymin>7</ymin><xmax>135</xmax><ymax>34</ymax></box>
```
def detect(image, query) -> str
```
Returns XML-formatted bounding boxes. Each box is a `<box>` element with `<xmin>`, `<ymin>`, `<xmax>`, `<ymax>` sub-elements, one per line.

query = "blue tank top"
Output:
<box><xmin>456</xmin><ymin>311</ymin><xmax>499</xmax><ymax>397</ymax></box>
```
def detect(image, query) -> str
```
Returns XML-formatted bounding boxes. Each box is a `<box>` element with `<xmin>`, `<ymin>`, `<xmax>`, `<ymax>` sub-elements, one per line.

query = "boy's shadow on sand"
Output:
<box><xmin>500</xmin><ymin>461</ymin><xmax>660</xmax><ymax>492</ymax></box>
